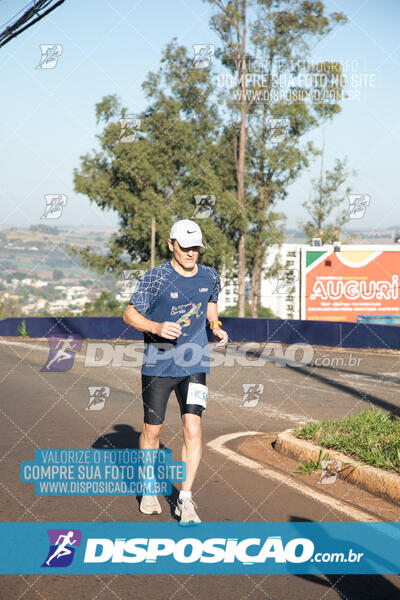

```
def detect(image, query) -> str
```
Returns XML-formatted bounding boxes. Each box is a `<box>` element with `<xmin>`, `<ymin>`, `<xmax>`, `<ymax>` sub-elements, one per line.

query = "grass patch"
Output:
<box><xmin>17</xmin><ymin>319</ymin><xmax>29</xmax><ymax>338</ymax></box>
<box><xmin>296</xmin><ymin>449</ymin><xmax>332</xmax><ymax>475</ymax></box>
<box><xmin>294</xmin><ymin>409</ymin><xmax>400</xmax><ymax>474</ymax></box>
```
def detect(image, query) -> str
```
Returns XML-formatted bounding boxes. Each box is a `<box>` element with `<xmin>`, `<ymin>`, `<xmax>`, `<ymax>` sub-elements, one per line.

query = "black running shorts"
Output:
<box><xmin>141</xmin><ymin>372</ymin><xmax>207</xmax><ymax>425</ymax></box>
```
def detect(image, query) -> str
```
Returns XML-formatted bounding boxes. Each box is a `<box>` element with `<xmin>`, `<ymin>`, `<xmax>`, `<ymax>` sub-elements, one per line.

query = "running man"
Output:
<box><xmin>43</xmin><ymin>335</ymin><xmax>77</xmax><ymax>371</ymax></box>
<box><xmin>45</xmin><ymin>531</ymin><xmax>77</xmax><ymax>566</ymax></box>
<box><xmin>123</xmin><ymin>219</ymin><xmax>228</xmax><ymax>523</ymax></box>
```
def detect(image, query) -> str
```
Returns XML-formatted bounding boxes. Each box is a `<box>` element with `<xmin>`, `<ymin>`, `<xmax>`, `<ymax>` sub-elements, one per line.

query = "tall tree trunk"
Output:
<box><xmin>249</xmin><ymin>48</ymin><xmax>275</xmax><ymax>318</ymax></box>
<box><xmin>318</xmin><ymin>127</ymin><xmax>325</xmax><ymax>239</ymax></box>
<box><xmin>250</xmin><ymin>95</ymin><xmax>270</xmax><ymax>317</ymax></box>
<box><xmin>236</xmin><ymin>0</ymin><xmax>247</xmax><ymax>318</ymax></box>
<box><xmin>250</xmin><ymin>188</ymin><xmax>268</xmax><ymax>318</ymax></box>
<box><xmin>150</xmin><ymin>216</ymin><xmax>156</xmax><ymax>269</ymax></box>
<box><xmin>250</xmin><ymin>240</ymin><xmax>262</xmax><ymax>317</ymax></box>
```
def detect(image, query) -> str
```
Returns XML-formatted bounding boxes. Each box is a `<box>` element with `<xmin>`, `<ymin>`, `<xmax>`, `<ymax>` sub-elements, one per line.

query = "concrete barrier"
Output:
<box><xmin>275</xmin><ymin>428</ymin><xmax>400</xmax><ymax>504</ymax></box>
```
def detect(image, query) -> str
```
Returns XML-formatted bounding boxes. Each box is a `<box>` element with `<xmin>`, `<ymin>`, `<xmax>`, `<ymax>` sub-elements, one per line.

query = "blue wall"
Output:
<box><xmin>1</xmin><ymin>317</ymin><xmax>399</xmax><ymax>350</ymax></box>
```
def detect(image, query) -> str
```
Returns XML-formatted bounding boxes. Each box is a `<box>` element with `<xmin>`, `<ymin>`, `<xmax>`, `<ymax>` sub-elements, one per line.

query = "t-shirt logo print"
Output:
<box><xmin>175</xmin><ymin>302</ymin><xmax>203</xmax><ymax>327</ymax></box>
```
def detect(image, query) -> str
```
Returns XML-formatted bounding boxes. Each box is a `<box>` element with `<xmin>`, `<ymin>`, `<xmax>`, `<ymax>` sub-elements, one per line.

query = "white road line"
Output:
<box><xmin>212</xmin><ymin>393</ymin><xmax>315</xmax><ymax>424</ymax></box>
<box><xmin>207</xmin><ymin>431</ymin><xmax>379</xmax><ymax>523</ymax></box>
<box><xmin>0</xmin><ymin>340</ymin><xmax>48</xmax><ymax>350</ymax></box>
<box><xmin>0</xmin><ymin>339</ymin><xmax>88</xmax><ymax>363</ymax></box>
<box><xmin>378</xmin><ymin>372</ymin><xmax>400</xmax><ymax>377</ymax></box>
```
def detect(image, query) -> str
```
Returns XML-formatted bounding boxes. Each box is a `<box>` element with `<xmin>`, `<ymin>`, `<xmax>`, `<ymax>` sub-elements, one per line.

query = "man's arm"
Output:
<box><xmin>206</xmin><ymin>301</ymin><xmax>228</xmax><ymax>347</ymax></box>
<box><xmin>207</xmin><ymin>301</ymin><xmax>219</xmax><ymax>325</ymax></box>
<box><xmin>123</xmin><ymin>304</ymin><xmax>181</xmax><ymax>340</ymax></box>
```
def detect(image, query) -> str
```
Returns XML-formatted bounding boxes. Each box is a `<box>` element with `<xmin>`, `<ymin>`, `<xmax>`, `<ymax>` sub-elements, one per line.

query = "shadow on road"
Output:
<box><xmin>289</xmin><ymin>516</ymin><xmax>399</xmax><ymax>600</ymax></box>
<box><xmin>91</xmin><ymin>424</ymin><xmax>179</xmax><ymax>519</ymax></box>
<box><xmin>308</xmin><ymin>361</ymin><xmax>400</xmax><ymax>385</ymax></box>
<box><xmin>233</xmin><ymin>344</ymin><xmax>400</xmax><ymax>414</ymax></box>
<box><xmin>286</xmin><ymin>364</ymin><xmax>400</xmax><ymax>415</ymax></box>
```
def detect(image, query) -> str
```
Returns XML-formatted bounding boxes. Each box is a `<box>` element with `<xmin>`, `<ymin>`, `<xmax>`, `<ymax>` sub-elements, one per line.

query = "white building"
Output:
<box><xmin>71</xmin><ymin>296</ymin><xmax>90</xmax><ymax>306</ymax></box>
<box><xmin>47</xmin><ymin>299</ymin><xmax>70</xmax><ymax>311</ymax></box>
<box><xmin>219</xmin><ymin>244</ymin><xmax>301</xmax><ymax>318</ymax></box>
<box><xmin>68</xmin><ymin>286</ymin><xmax>87</xmax><ymax>295</ymax></box>
<box><xmin>218</xmin><ymin>274</ymin><xmax>252</xmax><ymax>313</ymax></box>
<box><xmin>259</xmin><ymin>243</ymin><xmax>301</xmax><ymax>319</ymax></box>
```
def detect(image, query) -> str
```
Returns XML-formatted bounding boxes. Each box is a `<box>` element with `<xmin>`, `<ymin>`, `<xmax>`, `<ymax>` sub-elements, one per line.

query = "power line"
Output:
<box><xmin>0</xmin><ymin>1</ymin><xmax>36</xmax><ymax>31</ymax></box>
<box><xmin>0</xmin><ymin>0</ymin><xmax>66</xmax><ymax>49</ymax></box>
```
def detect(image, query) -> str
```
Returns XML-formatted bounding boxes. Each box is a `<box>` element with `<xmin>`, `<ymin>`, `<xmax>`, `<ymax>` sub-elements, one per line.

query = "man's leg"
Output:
<box><xmin>175</xmin><ymin>413</ymin><xmax>202</xmax><ymax>523</ymax></box>
<box><xmin>139</xmin><ymin>422</ymin><xmax>163</xmax><ymax>515</ymax></box>
<box><xmin>139</xmin><ymin>374</ymin><xmax>172</xmax><ymax>515</ymax></box>
<box><xmin>174</xmin><ymin>373</ymin><xmax>206</xmax><ymax>523</ymax></box>
<box><xmin>180</xmin><ymin>413</ymin><xmax>202</xmax><ymax>491</ymax></box>
<box><xmin>140</xmin><ymin>422</ymin><xmax>162</xmax><ymax>450</ymax></box>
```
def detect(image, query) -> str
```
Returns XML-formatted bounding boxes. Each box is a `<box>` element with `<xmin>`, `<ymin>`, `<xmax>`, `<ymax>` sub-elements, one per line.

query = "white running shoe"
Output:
<box><xmin>175</xmin><ymin>497</ymin><xmax>201</xmax><ymax>524</ymax></box>
<box><xmin>139</xmin><ymin>495</ymin><xmax>162</xmax><ymax>515</ymax></box>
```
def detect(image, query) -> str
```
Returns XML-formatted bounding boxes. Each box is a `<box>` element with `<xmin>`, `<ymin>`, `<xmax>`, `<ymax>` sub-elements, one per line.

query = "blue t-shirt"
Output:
<box><xmin>128</xmin><ymin>261</ymin><xmax>221</xmax><ymax>377</ymax></box>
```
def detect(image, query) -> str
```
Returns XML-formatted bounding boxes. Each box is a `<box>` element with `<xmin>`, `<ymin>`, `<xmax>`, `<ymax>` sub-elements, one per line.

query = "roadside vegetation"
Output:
<box><xmin>295</xmin><ymin>409</ymin><xmax>400</xmax><ymax>474</ymax></box>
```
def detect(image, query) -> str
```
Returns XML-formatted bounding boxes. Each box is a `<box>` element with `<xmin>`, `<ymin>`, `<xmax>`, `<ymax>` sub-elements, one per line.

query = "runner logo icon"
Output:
<box><xmin>86</xmin><ymin>386</ymin><xmax>110</xmax><ymax>410</ymax></box>
<box><xmin>240</xmin><ymin>384</ymin><xmax>264</xmax><ymax>408</ymax></box>
<box><xmin>42</xmin><ymin>529</ymin><xmax>82</xmax><ymax>567</ymax></box>
<box><xmin>41</xmin><ymin>334</ymin><xmax>82</xmax><ymax>372</ymax></box>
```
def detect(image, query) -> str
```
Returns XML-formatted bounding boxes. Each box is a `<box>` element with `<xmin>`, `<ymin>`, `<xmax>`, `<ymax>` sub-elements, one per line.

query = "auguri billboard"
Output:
<box><xmin>301</xmin><ymin>245</ymin><xmax>400</xmax><ymax>322</ymax></box>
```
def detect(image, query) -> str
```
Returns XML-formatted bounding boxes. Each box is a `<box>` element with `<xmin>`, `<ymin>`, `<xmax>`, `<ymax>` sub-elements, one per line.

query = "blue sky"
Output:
<box><xmin>0</xmin><ymin>0</ymin><xmax>399</xmax><ymax>232</ymax></box>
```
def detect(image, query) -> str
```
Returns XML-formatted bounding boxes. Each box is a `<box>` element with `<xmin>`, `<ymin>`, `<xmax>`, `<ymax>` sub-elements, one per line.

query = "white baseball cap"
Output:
<box><xmin>169</xmin><ymin>219</ymin><xmax>205</xmax><ymax>248</ymax></box>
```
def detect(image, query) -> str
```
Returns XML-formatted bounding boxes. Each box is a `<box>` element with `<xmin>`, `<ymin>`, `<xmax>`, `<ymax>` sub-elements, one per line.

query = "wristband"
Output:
<box><xmin>209</xmin><ymin>320</ymin><xmax>222</xmax><ymax>330</ymax></box>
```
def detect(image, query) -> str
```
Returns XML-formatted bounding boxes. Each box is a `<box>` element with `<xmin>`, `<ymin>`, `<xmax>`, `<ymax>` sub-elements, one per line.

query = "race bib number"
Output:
<box><xmin>187</xmin><ymin>382</ymin><xmax>208</xmax><ymax>409</ymax></box>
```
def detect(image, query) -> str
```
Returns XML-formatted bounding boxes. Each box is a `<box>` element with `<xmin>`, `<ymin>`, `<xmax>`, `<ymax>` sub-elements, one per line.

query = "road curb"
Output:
<box><xmin>274</xmin><ymin>429</ymin><xmax>400</xmax><ymax>505</ymax></box>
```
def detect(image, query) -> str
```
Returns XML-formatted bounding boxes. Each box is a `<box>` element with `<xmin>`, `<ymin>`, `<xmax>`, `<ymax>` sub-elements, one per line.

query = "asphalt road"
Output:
<box><xmin>0</xmin><ymin>339</ymin><xmax>399</xmax><ymax>599</ymax></box>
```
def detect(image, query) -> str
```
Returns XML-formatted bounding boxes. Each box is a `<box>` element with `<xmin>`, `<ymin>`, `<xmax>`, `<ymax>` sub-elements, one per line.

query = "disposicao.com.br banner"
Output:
<box><xmin>0</xmin><ymin>522</ymin><xmax>399</xmax><ymax>575</ymax></box>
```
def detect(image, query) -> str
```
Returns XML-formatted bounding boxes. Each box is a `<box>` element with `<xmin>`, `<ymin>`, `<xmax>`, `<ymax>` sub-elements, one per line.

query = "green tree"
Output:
<box><xmin>0</xmin><ymin>297</ymin><xmax>23</xmax><ymax>318</ymax></box>
<box><xmin>300</xmin><ymin>157</ymin><xmax>355</xmax><ymax>244</ymax></box>
<box><xmin>30</xmin><ymin>224</ymin><xmax>59</xmax><ymax>235</ymax></box>
<box><xmin>206</xmin><ymin>0</ymin><xmax>348</xmax><ymax>316</ymax></box>
<box><xmin>70</xmin><ymin>42</ymin><xmax>237</xmax><ymax>284</ymax></box>
<box><xmin>70</xmin><ymin>3</ymin><xmax>349</xmax><ymax>316</ymax></box>
<box><xmin>81</xmin><ymin>292</ymin><xmax>125</xmax><ymax>317</ymax></box>
<box><xmin>53</xmin><ymin>269</ymin><xmax>64</xmax><ymax>280</ymax></box>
